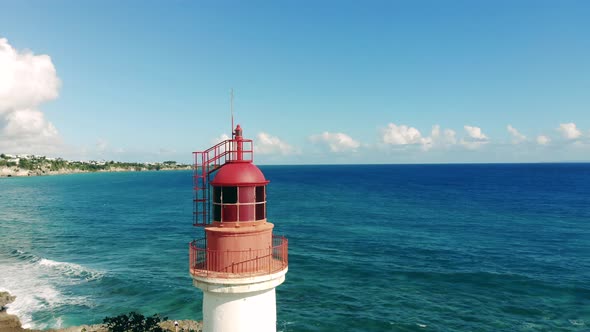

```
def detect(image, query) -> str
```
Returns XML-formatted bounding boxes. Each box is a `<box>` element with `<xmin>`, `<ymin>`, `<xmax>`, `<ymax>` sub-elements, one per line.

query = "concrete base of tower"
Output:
<box><xmin>192</xmin><ymin>268</ymin><xmax>288</xmax><ymax>332</ymax></box>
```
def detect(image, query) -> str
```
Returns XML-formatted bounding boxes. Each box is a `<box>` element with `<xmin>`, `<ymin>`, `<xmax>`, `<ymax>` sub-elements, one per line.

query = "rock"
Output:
<box><xmin>0</xmin><ymin>311</ymin><xmax>25</xmax><ymax>332</ymax></box>
<box><xmin>46</xmin><ymin>319</ymin><xmax>202</xmax><ymax>332</ymax></box>
<box><xmin>46</xmin><ymin>324</ymin><xmax>107</xmax><ymax>332</ymax></box>
<box><xmin>0</xmin><ymin>292</ymin><xmax>16</xmax><ymax>311</ymax></box>
<box><xmin>0</xmin><ymin>293</ymin><xmax>202</xmax><ymax>332</ymax></box>
<box><xmin>159</xmin><ymin>320</ymin><xmax>202</xmax><ymax>332</ymax></box>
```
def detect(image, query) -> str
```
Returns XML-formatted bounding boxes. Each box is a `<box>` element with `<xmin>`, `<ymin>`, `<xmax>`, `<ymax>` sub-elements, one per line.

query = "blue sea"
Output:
<box><xmin>1</xmin><ymin>164</ymin><xmax>589</xmax><ymax>331</ymax></box>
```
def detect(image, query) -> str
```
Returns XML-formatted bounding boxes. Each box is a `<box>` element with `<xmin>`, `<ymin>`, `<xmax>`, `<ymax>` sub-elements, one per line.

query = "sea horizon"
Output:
<box><xmin>1</xmin><ymin>164</ymin><xmax>589</xmax><ymax>331</ymax></box>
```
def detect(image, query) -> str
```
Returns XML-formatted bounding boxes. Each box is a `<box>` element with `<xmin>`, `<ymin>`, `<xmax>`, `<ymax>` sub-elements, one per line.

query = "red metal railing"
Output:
<box><xmin>193</xmin><ymin>139</ymin><xmax>253</xmax><ymax>226</ymax></box>
<box><xmin>189</xmin><ymin>235</ymin><xmax>288</xmax><ymax>278</ymax></box>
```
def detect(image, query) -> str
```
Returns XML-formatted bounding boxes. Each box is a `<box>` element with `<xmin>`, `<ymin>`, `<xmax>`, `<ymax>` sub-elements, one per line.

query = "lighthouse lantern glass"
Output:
<box><xmin>212</xmin><ymin>185</ymin><xmax>266</xmax><ymax>222</ymax></box>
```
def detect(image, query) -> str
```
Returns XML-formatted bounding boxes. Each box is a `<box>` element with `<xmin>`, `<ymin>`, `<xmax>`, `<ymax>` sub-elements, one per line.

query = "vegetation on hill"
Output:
<box><xmin>0</xmin><ymin>154</ymin><xmax>191</xmax><ymax>177</ymax></box>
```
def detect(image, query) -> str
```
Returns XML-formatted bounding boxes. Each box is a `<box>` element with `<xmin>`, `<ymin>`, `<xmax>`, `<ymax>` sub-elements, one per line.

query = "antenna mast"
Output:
<box><xmin>230</xmin><ymin>88</ymin><xmax>234</xmax><ymax>138</ymax></box>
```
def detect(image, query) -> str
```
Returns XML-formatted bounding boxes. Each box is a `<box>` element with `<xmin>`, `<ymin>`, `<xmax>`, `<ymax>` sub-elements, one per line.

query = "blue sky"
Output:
<box><xmin>1</xmin><ymin>1</ymin><xmax>589</xmax><ymax>164</ymax></box>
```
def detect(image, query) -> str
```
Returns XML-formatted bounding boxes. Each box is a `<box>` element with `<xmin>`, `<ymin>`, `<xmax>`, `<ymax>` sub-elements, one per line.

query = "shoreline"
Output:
<box><xmin>0</xmin><ymin>167</ymin><xmax>192</xmax><ymax>179</ymax></box>
<box><xmin>1</xmin><ymin>291</ymin><xmax>201</xmax><ymax>332</ymax></box>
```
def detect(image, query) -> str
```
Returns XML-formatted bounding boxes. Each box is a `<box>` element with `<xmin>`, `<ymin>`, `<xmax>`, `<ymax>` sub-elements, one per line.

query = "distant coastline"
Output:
<box><xmin>0</xmin><ymin>154</ymin><xmax>191</xmax><ymax>178</ymax></box>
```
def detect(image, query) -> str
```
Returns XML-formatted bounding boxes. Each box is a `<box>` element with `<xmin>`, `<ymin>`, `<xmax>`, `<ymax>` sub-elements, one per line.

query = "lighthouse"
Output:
<box><xmin>189</xmin><ymin>125</ymin><xmax>288</xmax><ymax>332</ymax></box>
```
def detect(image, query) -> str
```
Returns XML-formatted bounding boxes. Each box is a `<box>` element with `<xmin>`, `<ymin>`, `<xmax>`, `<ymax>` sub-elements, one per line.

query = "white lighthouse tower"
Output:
<box><xmin>189</xmin><ymin>124</ymin><xmax>288</xmax><ymax>332</ymax></box>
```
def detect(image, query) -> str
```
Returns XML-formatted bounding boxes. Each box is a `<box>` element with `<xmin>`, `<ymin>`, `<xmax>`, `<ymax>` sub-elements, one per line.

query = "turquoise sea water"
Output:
<box><xmin>1</xmin><ymin>164</ymin><xmax>589</xmax><ymax>331</ymax></box>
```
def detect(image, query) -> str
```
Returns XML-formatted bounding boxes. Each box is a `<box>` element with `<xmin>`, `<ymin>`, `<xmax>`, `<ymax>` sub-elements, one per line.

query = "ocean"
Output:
<box><xmin>0</xmin><ymin>164</ymin><xmax>589</xmax><ymax>331</ymax></box>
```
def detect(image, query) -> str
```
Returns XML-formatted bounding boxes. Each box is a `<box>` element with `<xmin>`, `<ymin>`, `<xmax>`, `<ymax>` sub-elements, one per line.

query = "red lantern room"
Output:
<box><xmin>190</xmin><ymin>125</ymin><xmax>288</xmax><ymax>277</ymax></box>
<box><xmin>210</xmin><ymin>161</ymin><xmax>268</xmax><ymax>223</ymax></box>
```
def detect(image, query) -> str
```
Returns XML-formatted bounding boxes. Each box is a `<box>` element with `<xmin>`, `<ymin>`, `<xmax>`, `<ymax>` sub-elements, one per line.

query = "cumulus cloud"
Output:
<box><xmin>464</xmin><ymin>125</ymin><xmax>488</xmax><ymax>140</ymax></box>
<box><xmin>428</xmin><ymin>125</ymin><xmax>457</xmax><ymax>148</ymax></box>
<box><xmin>507</xmin><ymin>125</ymin><xmax>526</xmax><ymax>144</ymax></box>
<box><xmin>536</xmin><ymin>135</ymin><xmax>550</xmax><ymax>145</ymax></box>
<box><xmin>557</xmin><ymin>122</ymin><xmax>581</xmax><ymax>140</ymax></box>
<box><xmin>461</xmin><ymin>125</ymin><xmax>489</xmax><ymax>149</ymax></box>
<box><xmin>0</xmin><ymin>38</ymin><xmax>61</xmax><ymax>153</ymax></box>
<box><xmin>256</xmin><ymin>132</ymin><xmax>296</xmax><ymax>155</ymax></box>
<box><xmin>309</xmin><ymin>131</ymin><xmax>360</xmax><ymax>152</ymax></box>
<box><xmin>379</xmin><ymin>123</ymin><xmax>457</xmax><ymax>151</ymax></box>
<box><xmin>381</xmin><ymin>123</ymin><xmax>431</xmax><ymax>146</ymax></box>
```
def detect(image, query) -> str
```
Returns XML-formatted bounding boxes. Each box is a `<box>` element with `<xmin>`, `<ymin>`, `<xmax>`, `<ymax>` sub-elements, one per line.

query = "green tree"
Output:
<box><xmin>103</xmin><ymin>312</ymin><xmax>167</xmax><ymax>332</ymax></box>
<box><xmin>19</xmin><ymin>159</ymin><xmax>34</xmax><ymax>170</ymax></box>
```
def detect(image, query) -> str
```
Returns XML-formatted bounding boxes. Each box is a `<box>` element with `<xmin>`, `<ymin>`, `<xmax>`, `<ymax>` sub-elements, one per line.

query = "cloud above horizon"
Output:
<box><xmin>427</xmin><ymin>125</ymin><xmax>457</xmax><ymax>149</ymax></box>
<box><xmin>557</xmin><ymin>122</ymin><xmax>582</xmax><ymax>140</ymax></box>
<box><xmin>381</xmin><ymin>123</ymin><xmax>430</xmax><ymax>147</ymax></box>
<box><xmin>256</xmin><ymin>132</ymin><xmax>297</xmax><ymax>155</ymax></box>
<box><xmin>461</xmin><ymin>125</ymin><xmax>489</xmax><ymax>149</ymax></box>
<box><xmin>507</xmin><ymin>125</ymin><xmax>526</xmax><ymax>144</ymax></box>
<box><xmin>309</xmin><ymin>131</ymin><xmax>360</xmax><ymax>152</ymax></box>
<box><xmin>0</xmin><ymin>38</ymin><xmax>62</xmax><ymax>154</ymax></box>
<box><xmin>536</xmin><ymin>135</ymin><xmax>550</xmax><ymax>145</ymax></box>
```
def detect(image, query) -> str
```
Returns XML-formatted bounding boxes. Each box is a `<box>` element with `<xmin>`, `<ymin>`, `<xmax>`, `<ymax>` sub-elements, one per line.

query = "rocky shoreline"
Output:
<box><xmin>0</xmin><ymin>292</ymin><xmax>202</xmax><ymax>332</ymax></box>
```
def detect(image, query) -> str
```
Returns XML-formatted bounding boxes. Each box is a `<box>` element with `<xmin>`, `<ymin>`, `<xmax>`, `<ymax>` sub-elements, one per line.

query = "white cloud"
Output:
<box><xmin>206</xmin><ymin>133</ymin><xmax>232</xmax><ymax>154</ymax></box>
<box><xmin>507</xmin><ymin>125</ymin><xmax>526</xmax><ymax>144</ymax></box>
<box><xmin>256</xmin><ymin>132</ymin><xmax>296</xmax><ymax>155</ymax></box>
<box><xmin>0</xmin><ymin>38</ymin><xmax>62</xmax><ymax>153</ymax></box>
<box><xmin>381</xmin><ymin>123</ymin><xmax>430</xmax><ymax>146</ymax></box>
<box><xmin>557</xmin><ymin>122</ymin><xmax>581</xmax><ymax>140</ymax></box>
<box><xmin>211</xmin><ymin>133</ymin><xmax>230</xmax><ymax>145</ymax></box>
<box><xmin>309</xmin><ymin>131</ymin><xmax>360</xmax><ymax>152</ymax></box>
<box><xmin>209</xmin><ymin>132</ymin><xmax>296</xmax><ymax>157</ymax></box>
<box><xmin>536</xmin><ymin>135</ymin><xmax>550</xmax><ymax>145</ymax></box>
<box><xmin>464</xmin><ymin>125</ymin><xmax>488</xmax><ymax>140</ymax></box>
<box><xmin>429</xmin><ymin>125</ymin><xmax>457</xmax><ymax>148</ymax></box>
<box><xmin>461</xmin><ymin>125</ymin><xmax>489</xmax><ymax>149</ymax></box>
<box><xmin>379</xmin><ymin>123</ymin><xmax>456</xmax><ymax>151</ymax></box>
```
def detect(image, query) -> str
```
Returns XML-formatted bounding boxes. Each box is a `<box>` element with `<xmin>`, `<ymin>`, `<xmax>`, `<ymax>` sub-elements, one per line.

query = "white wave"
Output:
<box><xmin>0</xmin><ymin>265</ymin><xmax>64</xmax><ymax>328</ymax></box>
<box><xmin>38</xmin><ymin>258</ymin><xmax>105</xmax><ymax>281</ymax></box>
<box><xmin>10</xmin><ymin>249</ymin><xmax>41</xmax><ymax>263</ymax></box>
<box><xmin>54</xmin><ymin>317</ymin><xmax>64</xmax><ymax>329</ymax></box>
<box><xmin>0</xmin><ymin>250</ymin><xmax>104</xmax><ymax>329</ymax></box>
<box><xmin>569</xmin><ymin>319</ymin><xmax>585</xmax><ymax>326</ymax></box>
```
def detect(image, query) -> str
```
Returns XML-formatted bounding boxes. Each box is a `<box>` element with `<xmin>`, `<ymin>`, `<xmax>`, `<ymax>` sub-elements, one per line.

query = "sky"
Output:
<box><xmin>0</xmin><ymin>1</ymin><xmax>589</xmax><ymax>164</ymax></box>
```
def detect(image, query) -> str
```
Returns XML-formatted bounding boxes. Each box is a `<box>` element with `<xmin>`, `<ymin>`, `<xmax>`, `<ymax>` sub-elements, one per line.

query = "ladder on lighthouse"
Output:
<box><xmin>193</xmin><ymin>138</ymin><xmax>253</xmax><ymax>226</ymax></box>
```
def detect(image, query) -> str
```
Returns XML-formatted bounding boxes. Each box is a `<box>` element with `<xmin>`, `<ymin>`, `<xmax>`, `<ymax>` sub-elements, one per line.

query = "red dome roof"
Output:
<box><xmin>211</xmin><ymin>162</ymin><xmax>268</xmax><ymax>186</ymax></box>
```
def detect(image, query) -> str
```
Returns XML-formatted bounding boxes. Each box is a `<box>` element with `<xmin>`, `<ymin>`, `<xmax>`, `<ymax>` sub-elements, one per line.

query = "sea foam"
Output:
<box><xmin>0</xmin><ymin>249</ymin><xmax>104</xmax><ymax>329</ymax></box>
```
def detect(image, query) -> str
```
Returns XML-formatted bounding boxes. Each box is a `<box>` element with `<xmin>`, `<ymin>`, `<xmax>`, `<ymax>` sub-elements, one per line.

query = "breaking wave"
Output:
<box><xmin>1</xmin><ymin>249</ymin><xmax>104</xmax><ymax>329</ymax></box>
<box><xmin>38</xmin><ymin>258</ymin><xmax>105</xmax><ymax>281</ymax></box>
<box><xmin>9</xmin><ymin>249</ymin><xmax>104</xmax><ymax>281</ymax></box>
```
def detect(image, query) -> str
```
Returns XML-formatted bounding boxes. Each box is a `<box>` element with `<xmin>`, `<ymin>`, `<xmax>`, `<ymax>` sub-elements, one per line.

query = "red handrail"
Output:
<box><xmin>192</xmin><ymin>139</ymin><xmax>254</xmax><ymax>226</ymax></box>
<box><xmin>189</xmin><ymin>235</ymin><xmax>288</xmax><ymax>278</ymax></box>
